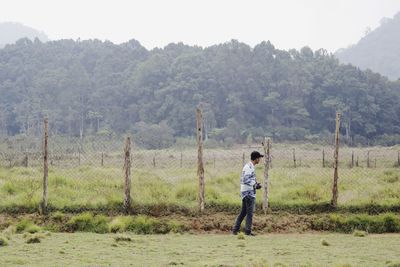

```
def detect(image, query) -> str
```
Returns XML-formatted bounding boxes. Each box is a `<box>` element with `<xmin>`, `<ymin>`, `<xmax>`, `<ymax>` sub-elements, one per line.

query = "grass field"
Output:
<box><xmin>1</xmin><ymin>232</ymin><xmax>400</xmax><ymax>266</ymax></box>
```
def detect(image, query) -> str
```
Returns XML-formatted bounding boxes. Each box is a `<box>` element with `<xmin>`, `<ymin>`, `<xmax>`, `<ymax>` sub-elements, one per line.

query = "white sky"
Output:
<box><xmin>1</xmin><ymin>0</ymin><xmax>400</xmax><ymax>52</ymax></box>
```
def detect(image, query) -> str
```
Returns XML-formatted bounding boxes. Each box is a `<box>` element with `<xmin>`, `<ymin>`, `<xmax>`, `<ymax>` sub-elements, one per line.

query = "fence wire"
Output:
<box><xmin>0</xmin><ymin>133</ymin><xmax>399</xmax><ymax>211</ymax></box>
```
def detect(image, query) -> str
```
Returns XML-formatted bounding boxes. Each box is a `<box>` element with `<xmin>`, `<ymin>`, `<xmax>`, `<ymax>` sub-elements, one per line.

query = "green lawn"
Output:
<box><xmin>1</xmin><ymin>233</ymin><xmax>400</xmax><ymax>266</ymax></box>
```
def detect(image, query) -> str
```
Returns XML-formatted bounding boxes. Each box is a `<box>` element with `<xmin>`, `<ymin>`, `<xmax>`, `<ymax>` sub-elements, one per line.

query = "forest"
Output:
<box><xmin>0</xmin><ymin>38</ymin><xmax>399</xmax><ymax>147</ymax></box>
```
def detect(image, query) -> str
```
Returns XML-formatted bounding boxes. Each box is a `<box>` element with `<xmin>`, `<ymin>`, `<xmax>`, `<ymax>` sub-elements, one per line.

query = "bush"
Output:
<box><xmin>125</xmin><ymin>215</ymin><xmax>178</xmax><ymax>234</ymax></box>
<box><xmin>25</xmin><ymin>224</ymin><xmax>42</xmax><ymax>234</ymax></box>
<box><xmin>168</xmin><ymin>220</ymin><xmax>187</xmax><ymax>233</ymax></box>
<box><xmin>311</xmin><ymin>213</ymin><xmax>400</xmax><ymax>233</ymax></box>
<box><xmin>383</xmin><ymin>213</ymin><xmax>400</xmax><ymax>232</ymax></box>
<box><xmin>108</xmin><ymin>217</ymin><xmax>133</xmax><ymax>233</ymax></box>
<box><xmin>16</xmin><ymin>219</ymin><xmax>34</xmax><ymax>233</ymax></box>
<box><xmin>51</xmin><ymin>211</ymin><xmax>66</xmax><ymax>222</ymax></box>
<box><xmin>66</xmin><ymin>212</ymin><xmax>109</xmax><ymax>233</ymax></box>
<box><xmin>0</xmin><ymin>235</ymin><xmax>8</xmax><ymax>246</ymax></box>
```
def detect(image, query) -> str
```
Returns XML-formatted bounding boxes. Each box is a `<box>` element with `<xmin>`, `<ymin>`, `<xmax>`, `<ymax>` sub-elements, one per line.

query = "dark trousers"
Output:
<box><xmin>233</xmin><ymin>195</ymin><xmax>255</xmax><ymax>234</ymax></box>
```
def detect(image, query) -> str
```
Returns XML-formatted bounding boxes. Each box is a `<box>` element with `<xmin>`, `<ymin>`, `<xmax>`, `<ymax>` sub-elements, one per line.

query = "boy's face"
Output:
<box><xmin>254</xmin><ymin>157</ymin><xmax>260</xmax><ymax>165</ymax></box>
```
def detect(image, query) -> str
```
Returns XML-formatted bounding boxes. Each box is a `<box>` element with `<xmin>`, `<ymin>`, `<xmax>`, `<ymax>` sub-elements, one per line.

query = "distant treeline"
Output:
<box><xmin>0</xmin><ymin>38</ymin><xmax>399</xmax><ymax>147</ymax></box>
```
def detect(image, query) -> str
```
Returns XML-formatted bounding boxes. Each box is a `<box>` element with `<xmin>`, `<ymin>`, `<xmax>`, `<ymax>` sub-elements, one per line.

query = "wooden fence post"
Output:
<box><xmin>180</xmin><ymin>151</ymin><xmax>183</xmax><ymax>168</ymax></box>
<box><xmin>24</xmin><ymin>154</ymin><xmax>28</xmax><ymax>168</ymax></box>
<box><xmin>242</xmin><ymin>152</ymin><xmax>245</xmax><ymax>167</ymax></box>
<box><xmin>101</xmin><ymin>152</ymin><xmax>104</xmax><ymax>167</ymax></box>
<box><xmin>367</xmin><ymin>151</ymin><xmax>370</xmax><ymax>168</ymax></box>
<box><xmin>40</xmin><ymin>118</ymin><xmax>49</xmax><ymax>214</ymax></box>
<box><xmin>398</xmin><ymin>151</ymin><xmax>400</xmax><ymax>167</ymax></box>
<box><xmin>262</xmin><ymin>137</ymin><xmax>271</xmax><ymax>214</ymax></box>
<box><xmin>351</xmin><ymin>151</ymin><xmax>354</xmax><ymax>168</ymax></box>
<box><xmin>322</xmin><ymin>149</ymin><xmax>325</xmax><ymax>168</ymax></box>
<box><xmin>213</xmin><ymin>154</ymin><xmax>216</xmax><ymax>168</ymax></box>
<box><xmin>293</xmin><ymin>148</ymin><xmax>296</xmax><ymax>168</ymax></box>
<box><xmin>153</xmin><ymin>155</ymin><xmax>156</xmax><ymax>168</ymax></box>
<box><xmin>196</xmin><ymin>108</ymin><xmax>205</xmax><ymax>212</ymax></box>
<box><xmin>331</xmin><ymin>112</ymin><xmax>341</xmax><ymax>207</ymax></box>
<box><xmin>123</xmin><ymin>137</ymin><xmax>132</xmax><ymax>214</ymax></box>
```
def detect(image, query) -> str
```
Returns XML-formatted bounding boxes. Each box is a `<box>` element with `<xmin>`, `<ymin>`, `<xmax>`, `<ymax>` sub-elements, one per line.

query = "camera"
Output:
<box><xmin>255</xmin><ymin>182</ymin><xmax>262</xmax><ymax>190</ymax></box>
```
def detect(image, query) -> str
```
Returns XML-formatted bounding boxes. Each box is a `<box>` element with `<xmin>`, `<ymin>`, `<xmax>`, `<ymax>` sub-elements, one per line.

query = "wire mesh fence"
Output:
<box><xmin>0</xmin><ymin>121</ymin><xmax>400</xmax><ymax>213</ymax></box>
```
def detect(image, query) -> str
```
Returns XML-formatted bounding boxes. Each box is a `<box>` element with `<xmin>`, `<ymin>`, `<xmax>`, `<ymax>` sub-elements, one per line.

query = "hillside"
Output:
<box><xmin>0</xmin><ymin>39</ymin><xmax>399</xmax><ymax>145</ymax></box>
<box><xmin>0</xmin><ymin>22</ymin><xmax>49</xmax><ymax>48</ymax></box>
<box><xmin>336</xmin><ymin>12</ymin><xmax>400</xmax><ymax>80</ymax></box>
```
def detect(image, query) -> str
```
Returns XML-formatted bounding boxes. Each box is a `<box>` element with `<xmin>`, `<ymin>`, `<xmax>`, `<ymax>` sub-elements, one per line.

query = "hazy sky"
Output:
<box><xmin>1</xmin><ymin>0</ymin><xmax>400</xmax><ymax>52</ymax></box>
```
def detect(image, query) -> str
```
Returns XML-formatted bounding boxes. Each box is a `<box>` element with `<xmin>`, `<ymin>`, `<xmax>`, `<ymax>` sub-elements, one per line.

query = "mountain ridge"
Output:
<box><xmin>336</xmin><ymin>12</ymin><xmax>400</xmax><ymax>80</ymax></box>
<box><xmin>0</xmin><ymin>22</ymin><xmax>49</xmax><ymax>48</ymax></box>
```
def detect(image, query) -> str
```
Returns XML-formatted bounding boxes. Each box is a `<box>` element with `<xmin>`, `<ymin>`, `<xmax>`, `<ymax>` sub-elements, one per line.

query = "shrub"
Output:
<box><xmin>108</xmin><ymin>217</ymin><xmax>133</xmax><ymax>233</ymax></box>
<box><xmin>51</xmin><ymin>211</ymin><xmax>66</xmax><ymax>222</ymax></box>
<box><xmin>25</xmin><ymin>224</ymin><xmax>42</xmax><ymax>234</ymax></box>
<box><xmin>0</xmin><ymin>235</ymin><xmax>8</xmax><ymax>246</ymax></box>
<box><xmin>66</xmin><ymin>212</ymin><xmax>109</xmax><ymax>233</ymax></box>
<box><xmin>311</xmin><ymin>213</ymin><xmax>400</xmax><ymax>233</ymax></box>
<box><xmin>383</xmin><ymin>213</ymin><xmax>400</xmax><ymax>232</ymax></box>
<box><xmin>168</xmin><ymin>220</ymin><xmax>187</xmax><ymax>233</ymax></box>
<box><xmin>16</xmin><ymin>219</ymin><xmax>34</xmax><ymax>233</ymax></box>
<box><xmin>125</xmin><ymin>215</ymin><xmax>172</xmax><ymax>234</ymax></box>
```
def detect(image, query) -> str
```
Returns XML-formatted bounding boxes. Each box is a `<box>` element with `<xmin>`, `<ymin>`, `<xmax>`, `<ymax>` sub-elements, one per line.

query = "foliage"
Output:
<box><xmin>66</xmin><ymin>212</ymin><xmax>109</xmax><ymax>233</ymax></box>
<box><xmin>0</xmin><ymin>39</ymin><xmax>399</xmax><ymax>145</ymax></box>
<box><xmin>0</xmin><ymin>235</ymin><xmax>8</xmax><ymax>246</ymax></box>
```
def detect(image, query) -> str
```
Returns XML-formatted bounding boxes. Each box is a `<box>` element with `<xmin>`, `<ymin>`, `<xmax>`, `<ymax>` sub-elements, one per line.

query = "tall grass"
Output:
<box><xmin>0</xmin><ymin>159</ymin><xmax>399</xmax><ymax>213</ymax></box>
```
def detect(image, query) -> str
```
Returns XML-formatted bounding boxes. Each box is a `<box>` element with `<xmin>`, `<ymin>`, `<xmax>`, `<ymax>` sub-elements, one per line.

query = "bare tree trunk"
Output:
<box><xmin>123</xmin><ymin>137</ymin><xmax>132</xmax><ymax>214</ymax></box>
<box><xmin>196</xmin><ymin>108</ymin><xmax>205</xmax><ymax>212</ymax></box>
<box><xmin>331</xmin><ymin>112</ymin><xmax>341</xmax><ymax>207</ymax></box>
<box><xmin>40</xmin><ymin>119</ymin><xmax>49</xmax><ymax>214</ymax></box>
<box><xmin>262</xmin><ymin>137</ymin><xmax>271</xmax><ymax>214</ymax></box>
